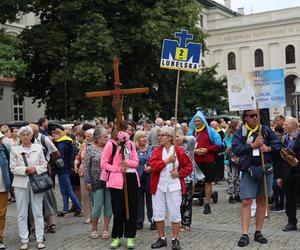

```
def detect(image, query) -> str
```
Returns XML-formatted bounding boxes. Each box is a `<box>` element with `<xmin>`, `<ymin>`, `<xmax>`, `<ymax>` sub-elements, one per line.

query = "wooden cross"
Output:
<box><xmin>86</xmin><ymin>58</ymin><xmax>149</xmax><ymax>220</ymax></box>
<box><xmin>86</xmin><ymin>58</ymin><xmax>149</xmax><ymax>130</ymax></box>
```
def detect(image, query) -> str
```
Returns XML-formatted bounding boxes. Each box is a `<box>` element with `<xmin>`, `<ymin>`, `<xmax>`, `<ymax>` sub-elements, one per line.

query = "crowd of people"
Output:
<box><xmin>0</xmin><ymin>112</ymin><xmax>299</xmax><ymax>249</ymax></box>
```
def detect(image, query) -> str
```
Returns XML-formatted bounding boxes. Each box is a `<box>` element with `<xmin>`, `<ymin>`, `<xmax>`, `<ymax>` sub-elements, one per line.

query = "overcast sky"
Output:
<box><xmin>214</xmin><ymin>0</ymin><xmax>300</xmax><ymax>14</ymax></box>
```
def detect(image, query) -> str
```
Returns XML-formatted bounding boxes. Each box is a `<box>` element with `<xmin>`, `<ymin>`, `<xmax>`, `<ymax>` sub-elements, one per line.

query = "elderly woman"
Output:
<box><xmin>102</xmin><ymin>121</ymin><xmax>139</xmax><ymax>249</ymax></box>
<box><xmin>175</xmin><ymin>129</ymin><xmax>204</xmax><ymax>232</ymax></box>
<box><xmin>10</xmin><ymin>126</ymin><xmax>47</xmax><ymax>250</ymax></box>
<box><xmin>134</xmin><ymin>130</ymin><xmax>155</xmax><ymax>231</ymax></box>
<box><xmin>83</xmin><ymin>128</ymin><xmax>112</xmax><ymax>240</ymax></box>
<box><xmin>149</xmin><ymin>126</ymin><xmax>192</xmax><ymax>250</ymax></box>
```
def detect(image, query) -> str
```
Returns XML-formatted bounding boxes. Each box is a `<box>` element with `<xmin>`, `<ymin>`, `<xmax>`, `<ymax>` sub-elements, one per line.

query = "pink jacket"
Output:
<box><xmin>101</xmin><ymin>139</ymin><xmax>140</xmax><ymax>189</ymax></box>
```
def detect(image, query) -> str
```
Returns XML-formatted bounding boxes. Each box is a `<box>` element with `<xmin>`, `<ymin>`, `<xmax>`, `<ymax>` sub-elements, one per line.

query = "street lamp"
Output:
<box><xmin>61</xmin><ymin>57</ymin><xmax>68</xmax><ymax>120</ymax></box>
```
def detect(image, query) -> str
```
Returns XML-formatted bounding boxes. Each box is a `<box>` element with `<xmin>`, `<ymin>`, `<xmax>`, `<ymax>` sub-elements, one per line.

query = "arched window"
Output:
<box><xmin>286</xmin><ymin>45</ymin><xmax>295</xmax><ymax>64</ymax></box>
<box><xmin>254</xmin><ymin>49</ymin><xmax>264</xmax><ymax>67</ymax></box>
<box><xmin>227</xmin><ymin>52</ymin><xmax>236</xmax><ymax>70</ymax></box>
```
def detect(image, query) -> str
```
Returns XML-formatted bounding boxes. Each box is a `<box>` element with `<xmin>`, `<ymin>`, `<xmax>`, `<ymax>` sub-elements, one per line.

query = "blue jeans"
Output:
<box><xmin>58</xmin><ymin>174</ymin><xmax>81</xmax><ymax>212</ymax></box>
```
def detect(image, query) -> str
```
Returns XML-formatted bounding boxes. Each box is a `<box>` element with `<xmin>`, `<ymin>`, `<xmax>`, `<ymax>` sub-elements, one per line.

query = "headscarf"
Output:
<box><xmin>188</xmin><ymin>111</ymin><xmax>222</xmax><ymax>146</ymax></box>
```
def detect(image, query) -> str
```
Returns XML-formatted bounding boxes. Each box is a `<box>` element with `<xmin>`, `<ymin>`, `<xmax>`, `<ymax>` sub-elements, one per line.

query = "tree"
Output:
<box><xmin>1</xmin><ymin>0</ymin><xmax>223</xmax><ymax>121</ymax></box>
<box><xmin>179</xmin><ymin>65</ymin><xmax>228</xmax><ymax>118</ymax></box>
<box><xmin>0</xmin><ymin>31</ymin><xmax>26</xmax><ymax>78</ymax></box>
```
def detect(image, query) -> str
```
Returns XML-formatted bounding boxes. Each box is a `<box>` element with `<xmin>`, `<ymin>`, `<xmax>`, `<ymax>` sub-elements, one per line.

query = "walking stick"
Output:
<box><xmin>120</xmin><ymin>151</ymin><xmax>130</xmax><ymax>220</ymax></box>
<box><xmin>256</xmin><ymin>101</ymin><xmax>270</xmax><ymax>219</ymax></box>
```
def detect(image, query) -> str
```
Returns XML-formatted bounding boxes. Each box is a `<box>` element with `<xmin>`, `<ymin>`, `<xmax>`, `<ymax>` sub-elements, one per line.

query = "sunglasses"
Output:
<box><xmin>247</xmin><ymin>114</ymin><xmax>258</xmax><ymax>118</ymax></box>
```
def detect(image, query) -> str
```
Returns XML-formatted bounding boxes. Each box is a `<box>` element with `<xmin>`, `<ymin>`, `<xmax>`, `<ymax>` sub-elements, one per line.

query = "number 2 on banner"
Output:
<box><xmin>175</xmin><ymin>48</ymin><xmax>188</xmax><ymax>61</ymax></box>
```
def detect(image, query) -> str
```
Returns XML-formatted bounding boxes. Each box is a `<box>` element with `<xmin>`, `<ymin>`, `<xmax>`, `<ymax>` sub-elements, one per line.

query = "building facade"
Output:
<box><xmin>0</xmin><ymin>13</ymin><xmax>45</xmax><ymax>124</ymax></box>
<box><xmin>198</xmin><ymin>0</ymin><xmax>300</xmax><ymax>118</ymax></box>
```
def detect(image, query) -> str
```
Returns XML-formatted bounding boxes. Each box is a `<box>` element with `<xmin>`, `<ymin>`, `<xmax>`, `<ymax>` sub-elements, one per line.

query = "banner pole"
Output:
<box><xmin>173</xmin><ymin>70</ymin><xmax>181</xmax><ymax>170</ymax></box>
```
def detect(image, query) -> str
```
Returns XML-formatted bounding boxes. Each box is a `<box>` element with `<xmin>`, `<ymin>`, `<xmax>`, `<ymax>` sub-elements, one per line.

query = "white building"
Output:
<box><xmin>198</xmin><ymin>0</ymin><xmax>300</xmax><ymax>118</ymax></box>
<box><xmin>0</xmin><ymin>13</ymin><xmax>45</xmax><ymax>124</ymax></box>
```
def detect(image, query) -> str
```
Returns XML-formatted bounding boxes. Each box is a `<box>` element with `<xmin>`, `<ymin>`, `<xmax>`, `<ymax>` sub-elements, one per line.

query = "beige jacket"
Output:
<box><xmin>10</xmin><ymin>144</ymin><xmax>47</xmax><ymax>189</ymax></box>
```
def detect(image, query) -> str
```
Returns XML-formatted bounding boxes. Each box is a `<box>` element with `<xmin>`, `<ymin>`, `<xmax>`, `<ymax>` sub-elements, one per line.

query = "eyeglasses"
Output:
<box><xmin>247</xmin><ymin>114</ymin><xmax>258</xmax><ymax>118</ymax></box>
<box><xmin>158</xmin><ymin>134</ymin><xmax>168</xmax><ymax>137</ymax></box>
<box><xmin>194</xmin><ymin>120</ymin><xmax>201</xmax><ymax>123</ymax></box>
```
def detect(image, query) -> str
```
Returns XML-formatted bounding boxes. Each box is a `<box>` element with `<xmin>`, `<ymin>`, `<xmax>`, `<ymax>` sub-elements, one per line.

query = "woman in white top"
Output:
<box><xmin>10</xmin><ymin>126</ymin><xmax>47</xmax><ymax>250</ymax></box>
<box><xmin>149</xmin><ymin>126</ymin><xmax>192</xmax><ymax>250</ymax></box>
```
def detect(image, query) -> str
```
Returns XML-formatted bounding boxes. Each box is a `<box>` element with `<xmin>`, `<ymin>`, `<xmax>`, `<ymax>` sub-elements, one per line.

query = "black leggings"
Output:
<box><xmin>110</xmin><ymin>173</ymin><xmax>138</xmax><ymax>238</ymax></box>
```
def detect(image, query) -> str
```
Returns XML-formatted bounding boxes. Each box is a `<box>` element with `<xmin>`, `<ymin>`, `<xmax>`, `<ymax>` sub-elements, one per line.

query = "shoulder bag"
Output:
<box><xmin>21</xmin><ymin>153</ymin><xmax>53</xmax><ymax>194</ymax></box>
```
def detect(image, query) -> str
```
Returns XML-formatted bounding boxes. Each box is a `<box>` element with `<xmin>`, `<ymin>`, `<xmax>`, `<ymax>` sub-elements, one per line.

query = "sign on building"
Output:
<box><xmin>227</xmin><ymin>69</ymin><xmax>286</xmax><ymax>111</ymax></box>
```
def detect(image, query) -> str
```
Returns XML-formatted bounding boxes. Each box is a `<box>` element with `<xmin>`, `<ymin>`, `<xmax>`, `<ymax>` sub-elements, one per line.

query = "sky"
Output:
<box><xmin>214</xmin><ymin>0</ymin><xmax>300</xmax><ymax>14</ymax></box>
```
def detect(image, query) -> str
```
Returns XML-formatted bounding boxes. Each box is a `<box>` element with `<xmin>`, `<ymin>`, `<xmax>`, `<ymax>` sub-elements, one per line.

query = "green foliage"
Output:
<box><xmin>0</xmin><ymin>31</ymin><xmax>26</xmax><ymax>77</ymax></box>
<box><xmin>2</xmin><ymin>0</ymin><xmax>227</xmax><ymax>121</ymax></box>
<box><xmin>179</xmin><ymin>65</ymin><xmax>228</xmax><ymax>117</ymax></box>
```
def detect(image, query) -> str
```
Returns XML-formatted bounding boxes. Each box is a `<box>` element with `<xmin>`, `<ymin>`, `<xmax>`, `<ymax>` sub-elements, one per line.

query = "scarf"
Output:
<box><xmin>194</xmin><ymin>124</ymin><xmax>205</xmax><ymax>135</ymax></box>
<box><xmin>245</xmin><ymin>123</ymin><xmax>258</xmax><ymax>138</ymax></box>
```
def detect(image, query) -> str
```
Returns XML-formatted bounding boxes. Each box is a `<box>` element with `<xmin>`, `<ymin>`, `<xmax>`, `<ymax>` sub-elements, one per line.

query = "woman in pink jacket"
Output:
<box><xmin>101</xmin><ymin>121</ymin><xmax>139</xmax><ymax>249</ymax></box>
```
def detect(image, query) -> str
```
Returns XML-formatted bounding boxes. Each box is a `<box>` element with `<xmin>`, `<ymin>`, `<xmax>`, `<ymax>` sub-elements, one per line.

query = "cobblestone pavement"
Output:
<box><xmin>4</xmin><ymin>182</ymin><xmax>300</xmax><ymax>250</ymax></box>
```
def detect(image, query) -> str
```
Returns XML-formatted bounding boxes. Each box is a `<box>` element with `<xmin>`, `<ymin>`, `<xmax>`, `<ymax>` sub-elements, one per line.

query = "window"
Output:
<box><xmin>286</xmin><ymin>45</ymin><xmax>295</xmax><ymax>64</ymax></box>
<box><xmin>254</xmin><ymin>49</ymin><xmax>264</xmax><ymax>67</ymax></box>
<box><xmin>12</xmin><ymin>95</ymin><xmax>24</xmax><ymax>121</ymax></box>
<box><xmin>227</xmin><ymin>52</ymin><xmax>236</xmax><ymax>70</ymax></box>
<box><xmin>200</xmin><ymin>14</ymin><xmax>204</xmax><ymax>28</ymax></box>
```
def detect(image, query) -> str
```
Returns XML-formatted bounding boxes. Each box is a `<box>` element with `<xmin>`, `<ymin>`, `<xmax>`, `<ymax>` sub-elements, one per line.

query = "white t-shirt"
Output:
<box><xmin>157</xmin><ymin>145</ymin><xmax>181</xmax><ymax>192</ymax></box>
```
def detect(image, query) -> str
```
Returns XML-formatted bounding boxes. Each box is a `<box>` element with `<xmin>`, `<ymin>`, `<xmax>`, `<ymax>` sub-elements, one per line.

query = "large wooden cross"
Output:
<box><xmin>86</xmin><ymin>58</ymin><xmax>149</xmax><ymax>220</ymax></box>
<box><xmin>86</xmin><ymin>58</ymin><xmax>149</xmax><ymax>130</ymax></box>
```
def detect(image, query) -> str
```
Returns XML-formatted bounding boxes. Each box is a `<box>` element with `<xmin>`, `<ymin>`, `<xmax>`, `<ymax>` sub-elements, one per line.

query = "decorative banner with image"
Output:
<box><xmin>227</xmin><ymin>69</ymin><xmax>286</xmax><ymax>111</ymax></box>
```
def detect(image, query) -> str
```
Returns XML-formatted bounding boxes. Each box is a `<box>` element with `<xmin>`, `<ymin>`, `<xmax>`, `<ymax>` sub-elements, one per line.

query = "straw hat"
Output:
<box><xmin>280</xmin><ymin>148</ymin><xmax>299</xmax><ymax>167</ymax></box>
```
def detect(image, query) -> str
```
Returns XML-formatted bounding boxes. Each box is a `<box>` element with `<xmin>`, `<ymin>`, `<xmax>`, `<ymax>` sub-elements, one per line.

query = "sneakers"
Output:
<box><xmin>37</xmin><ymin>241</ymin><xmax>45</xmax><ymax>249</ymax></box>
<box><xmin>126</xmin><ymin>238</ymin><xmax>135</xmax><ymax>249</ymax></box>
<box><xmin>110</xmin><ymin>238</ymin><xmax>121</xmax><ymax>249</ymax></box>
<box><xmin>203</xmin><ymin>204</ymin><xmax>211</xmax><ymax>214</ymax></box>
<box><xmin>20</xmin><ymin>243</ymin><xmax>28</xmax><ymax>250</ymax></box>
<box><xmin>171</xmin><ymin>239</ymin><xmax>181</xmax><ymax>250</ymax></box>
<box><xmin>0</xmin><ymin>240</ymin><xmax>5</xmax><ymax>250</ymax></box>
<box><xmin>151</xmin><ymin>238</ymin><xmax>167</xmax><ymax>248</ymax></box>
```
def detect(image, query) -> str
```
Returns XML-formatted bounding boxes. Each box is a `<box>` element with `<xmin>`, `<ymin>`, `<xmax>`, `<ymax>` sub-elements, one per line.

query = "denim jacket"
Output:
<box><xmin>0</xmin><ymin>144</ymin><xmax>10</xmax><ymax>191</ymax></box>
